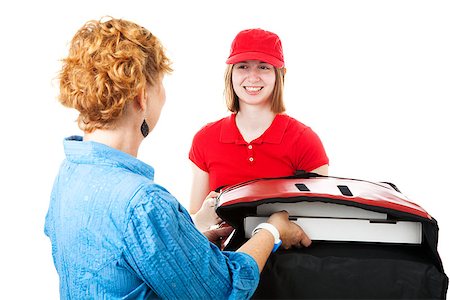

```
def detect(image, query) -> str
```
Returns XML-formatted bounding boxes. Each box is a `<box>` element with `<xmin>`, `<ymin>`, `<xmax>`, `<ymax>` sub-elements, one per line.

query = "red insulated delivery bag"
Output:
<box><xmin>216</xmin><ymin>173</ymin><xmax>448</xmax><ymax>299</ymax></box>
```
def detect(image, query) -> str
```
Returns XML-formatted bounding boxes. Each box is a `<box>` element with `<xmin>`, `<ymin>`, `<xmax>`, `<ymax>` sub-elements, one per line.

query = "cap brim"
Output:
<box><xmin>226</xmin><ymin>51</ymin><xmax>284</xmax><ymax>68</ymax></box>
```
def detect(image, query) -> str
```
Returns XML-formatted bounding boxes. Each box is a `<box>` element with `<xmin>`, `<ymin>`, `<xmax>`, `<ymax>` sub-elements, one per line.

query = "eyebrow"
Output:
<box><xmin>238</xmin><ymin>61</ymin><xmax>271</xmax><ymax>65</ymax></box>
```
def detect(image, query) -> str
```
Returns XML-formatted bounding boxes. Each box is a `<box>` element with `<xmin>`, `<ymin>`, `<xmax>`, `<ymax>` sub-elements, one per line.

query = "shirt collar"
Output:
<box><xmin>63</xmin><ymin>135</ymin><xmax>154</xmax><ymax>180</ymax></box>
<box><xmin>219</xmin><ymin>114</ymin><xmax>289</xmax><ymax>144</ymax></box>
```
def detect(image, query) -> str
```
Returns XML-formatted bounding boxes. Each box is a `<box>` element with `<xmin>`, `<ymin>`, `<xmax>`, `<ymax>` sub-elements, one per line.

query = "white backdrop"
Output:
<box><xmin>0</xmin><ymin>0</ymin><xmax>448</xmax><ymax>298</ymax></box>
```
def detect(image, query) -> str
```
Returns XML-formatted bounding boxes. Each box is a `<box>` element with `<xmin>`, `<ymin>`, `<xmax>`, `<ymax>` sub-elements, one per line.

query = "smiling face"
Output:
<box><xmin>231</xmin><ymin>60</ymin><xmax>276</xmax><ymax>108</ymax></box>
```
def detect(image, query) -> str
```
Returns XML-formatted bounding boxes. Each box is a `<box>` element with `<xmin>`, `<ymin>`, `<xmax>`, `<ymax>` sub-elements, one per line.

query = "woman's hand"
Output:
<box><xmin>268</xmin><ymin>211</ymin><xmax>312</xmax><ymax>249</ymax></box>
<box><xmin>192</xmin><ymin>191</ymin><xmax>222</xmax><ymax>232</ymax></box>
<box><xmin>203</xmin><ymin>225</ymin><xmax>234</xmax><ymax>247</ymax></box>
<box><xmin>237</xmin><ymin>210</ymin><xmax>311</xmax><ymax>272</ymax></box>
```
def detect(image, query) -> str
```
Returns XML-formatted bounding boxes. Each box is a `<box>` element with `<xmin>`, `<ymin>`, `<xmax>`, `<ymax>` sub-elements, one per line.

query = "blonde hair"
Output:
<box><xmin>58</xmin><ymin>17</ymin><xmax>172</xmax><ymax>132</ymax></box>
<box><xmin>224</xmin><ymin>65</ymin><xmax>286</xmax><ymax>113</ymax></box>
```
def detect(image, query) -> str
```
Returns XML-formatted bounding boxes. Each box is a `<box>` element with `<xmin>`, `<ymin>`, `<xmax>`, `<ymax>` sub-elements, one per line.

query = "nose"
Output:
<box><xmin>246</xmin><ymin>67</ymin><xmax>261</xmax><ymax>83</ymax></box>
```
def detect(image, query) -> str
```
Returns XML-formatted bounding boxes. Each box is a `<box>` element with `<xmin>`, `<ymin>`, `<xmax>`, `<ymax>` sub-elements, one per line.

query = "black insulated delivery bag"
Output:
<box><xmin>216</xmin><ymin>174</ymin><xmax>448</xmax><ymax>299</ymax></box>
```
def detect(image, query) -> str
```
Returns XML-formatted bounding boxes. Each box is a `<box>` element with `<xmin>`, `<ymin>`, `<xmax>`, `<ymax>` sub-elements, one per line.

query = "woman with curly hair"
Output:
<box><xmin>44</xmin><ymin>17</ymin><xmax>310</xmax><ymax>299</ymax></box>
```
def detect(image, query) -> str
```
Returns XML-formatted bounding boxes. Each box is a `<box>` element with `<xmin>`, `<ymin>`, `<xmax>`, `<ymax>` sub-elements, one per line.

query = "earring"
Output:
<box><xmin>141</xmin><ymin>119</ymin><xmax>149</xmax><ymax>137</ymax></box>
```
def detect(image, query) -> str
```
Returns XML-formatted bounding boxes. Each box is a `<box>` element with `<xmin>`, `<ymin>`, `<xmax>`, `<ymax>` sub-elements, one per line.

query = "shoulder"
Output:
<box><xmin>127</xmin><ymin>180</ymin><xmax>175</xmax><ymax>211</ymax></box>
<box><xmin>98</xmin><ymin>168</ymin><xmax>176</xmax><ymax>218</ymax></box>
<box><xmin>279</xmin><ymin>114</ymin><xmax>311</xmax><ymax>134</ymax></box>
<box><xmin>192</xmin><ymin>115</ymin><xmax>231</xmax><ymax>143</ymax></box>
<box><xmin>278</xmin><ymin>114</ymin><xmax>326</xmax><ymax>146</ymax></box>
<box><xmin>195</xmin><ymin>116</ymin><xmax>230</xmax><ymax>134</ymax></box>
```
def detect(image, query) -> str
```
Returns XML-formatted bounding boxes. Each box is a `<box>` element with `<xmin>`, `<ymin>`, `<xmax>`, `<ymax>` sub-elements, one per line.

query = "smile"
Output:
<box><xmin>244</xmin><ymin>86</ymin><xmax>263</xmax><ymax>92</ymax></box>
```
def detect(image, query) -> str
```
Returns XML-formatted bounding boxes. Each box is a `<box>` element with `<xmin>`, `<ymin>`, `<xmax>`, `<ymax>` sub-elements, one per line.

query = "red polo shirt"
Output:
<box><xmin>189</xmin><ymin>113</ymin><xmax>329</xmax><ymax>191</ymax></box>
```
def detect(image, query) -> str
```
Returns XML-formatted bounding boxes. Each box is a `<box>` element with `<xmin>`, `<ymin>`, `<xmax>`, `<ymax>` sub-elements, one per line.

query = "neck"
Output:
<box><xmin>84</xmin><ymin>126</ymin><xmax>142</xmax><ymax>157</ymax></box>
<box><xmin>235</xmin><ymin>106</ymin><xmax>276</xmax><ymax>143</ymax></box>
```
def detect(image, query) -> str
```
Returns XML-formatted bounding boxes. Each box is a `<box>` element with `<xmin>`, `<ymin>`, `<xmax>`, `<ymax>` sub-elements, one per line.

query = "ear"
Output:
<box><xmin>282</xmin><ymin>67</ymin><xmax>287</xmax><ymax>76</ymax></box>
<box><xmin>135</xmin><ymin>86</ymin><xmax>148</xmax><ymax>112</ymax></box>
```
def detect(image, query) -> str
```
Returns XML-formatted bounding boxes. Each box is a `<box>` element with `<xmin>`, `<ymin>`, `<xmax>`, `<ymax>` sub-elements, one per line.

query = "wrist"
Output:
<box><xmin>252</xmin><ymin>222</ymin><xmax>282</xmax><ymax>252</ymax></box>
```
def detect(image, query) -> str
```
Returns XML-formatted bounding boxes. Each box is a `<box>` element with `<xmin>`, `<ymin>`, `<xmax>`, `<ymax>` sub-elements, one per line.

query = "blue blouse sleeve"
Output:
<box><xmin>122</xmin><ymin>187</ymin><xmax>259</xmax><ymax>299</ymax></box>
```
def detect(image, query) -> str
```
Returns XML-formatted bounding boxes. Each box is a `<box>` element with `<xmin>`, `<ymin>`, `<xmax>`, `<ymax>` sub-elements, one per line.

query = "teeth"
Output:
<box><xmin>245</xmin><ymin>87</ymin><xmax>263</xmax><ymax>92</ymax></box>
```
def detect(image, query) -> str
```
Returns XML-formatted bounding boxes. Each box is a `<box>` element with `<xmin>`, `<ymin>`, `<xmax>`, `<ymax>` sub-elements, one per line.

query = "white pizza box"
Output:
<box><xmin>244</xmin><ymin>216</ymin><xmax>422</xmax><ymax>244</ymax></box>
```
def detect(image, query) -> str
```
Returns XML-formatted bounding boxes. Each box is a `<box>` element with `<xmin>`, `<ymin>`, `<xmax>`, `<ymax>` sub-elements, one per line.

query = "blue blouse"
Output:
<box><xmin>44</xmin><ymin>136</ymin><xmax>259</xmax><ymax>299</ymax></box>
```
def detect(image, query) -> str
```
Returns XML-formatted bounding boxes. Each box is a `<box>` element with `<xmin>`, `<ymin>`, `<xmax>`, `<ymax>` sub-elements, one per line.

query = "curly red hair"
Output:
<box><xmin>58</xmin><ymin>17</ymin><xmax>172</xmax><ymax>132</ymax></box>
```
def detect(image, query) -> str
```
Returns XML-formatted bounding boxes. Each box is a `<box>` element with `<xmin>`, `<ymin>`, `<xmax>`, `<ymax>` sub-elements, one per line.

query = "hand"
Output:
<box><xmin>267</xmin><ymin>211</ymin><xmax>312</xmax><ymax>249</ymax></box>
<box><xmin>203</xmin><ymin>225</ymin><xmax>234</xmax><ymax>247</ymax></box>
<box><xmin>192</xmin><ymin>191</ymin><xmax>222</xmax><ymax>232</ymax></box>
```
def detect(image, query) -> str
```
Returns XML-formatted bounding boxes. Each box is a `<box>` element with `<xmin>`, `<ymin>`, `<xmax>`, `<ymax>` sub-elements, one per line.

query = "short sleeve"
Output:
<box><xmin>296</xmin><ymin>127</ymin><xmax>329</xmax><ymax>172</ymax></box>
<box><xmin>123</xmin><ymin>187</ymin><xmax>259</xmax><ymax>299</ymax></box>
<box><xmin>189</xmin><ymin>129</ymin><xmax>208</xmax><ymax>172</ymax></box>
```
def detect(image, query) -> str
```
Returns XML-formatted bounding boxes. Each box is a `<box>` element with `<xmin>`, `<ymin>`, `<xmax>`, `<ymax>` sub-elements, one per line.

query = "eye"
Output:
<box><xmin>235</xmin><ymin>64</ymin><xmax>248</xmax><ymax>69</ymax></box>
<box><xmin>259</xmin><ymin>64</ymin><xmax>273</xmax><ymax>70</ymax></box>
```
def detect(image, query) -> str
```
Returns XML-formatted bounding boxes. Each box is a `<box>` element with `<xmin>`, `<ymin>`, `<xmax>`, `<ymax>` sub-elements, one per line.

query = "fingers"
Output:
<box><xmin>202</xmin><ymin>197</ymin><xmax>214</xmax><ymax>208</ymax></box>
<box><xmin>205</xmin><ymin>191</ymin><xmax>219</xmax><ymax>199</ymax></box>
<box><xmin>292</xmin><ymin>233</ymin><xmax>312</xmax><ymax>248</ymax></box>
<box><xmin>203</xmin><ymin>195</ymin><xmax>219</xmax><ymax>211</ymax></box>
<box><xmin>215</xmin><ymin>225</ymin><xmax>234</xmax><ymax>237</ymax></box>
<box><xmin>300</xmin><ymin>232</ymin><xmax>312</xmax><ymax>247</ymax></box>
<box><xmin>202</xmin><ymin>229</ymin><xmax>220</xmax><ymax>242</ymax></box>
<box><xmin>204</xmin><ymin>198</ymin><xmax>221</xmax><ymax>220</ymax></box>
<box><xmin>294</xmin><ymin>222</ymin><xmax>311</xmax><ymax>247</ymax></box>
<box><xmin>203</xmin><ymin>226</ymin><xmax>234</xmax><ymax>244</ymax></box>
<box><xmin>280</xmin><ymin>222</ymin><xmax>312</xmax><ymax>250</ymax></box>
<box><xmin>210</xmin><ymin>214</ymin><xmax>223</xmax><ymax>225</ymax></box>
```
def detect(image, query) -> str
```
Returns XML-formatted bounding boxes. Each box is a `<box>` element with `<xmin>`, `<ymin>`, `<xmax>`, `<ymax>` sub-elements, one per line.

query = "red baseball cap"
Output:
<box><xmin>226</xmin><ymin>28</ymin><xmax>284</xmax><ymax>68</ymax></box>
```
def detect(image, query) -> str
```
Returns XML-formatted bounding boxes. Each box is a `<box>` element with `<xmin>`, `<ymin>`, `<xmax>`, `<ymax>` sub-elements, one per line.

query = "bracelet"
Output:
<box><xmin>252</xmin><ymin>223</ymin><xmax>282</xmax><ymax>252</ymax></box>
